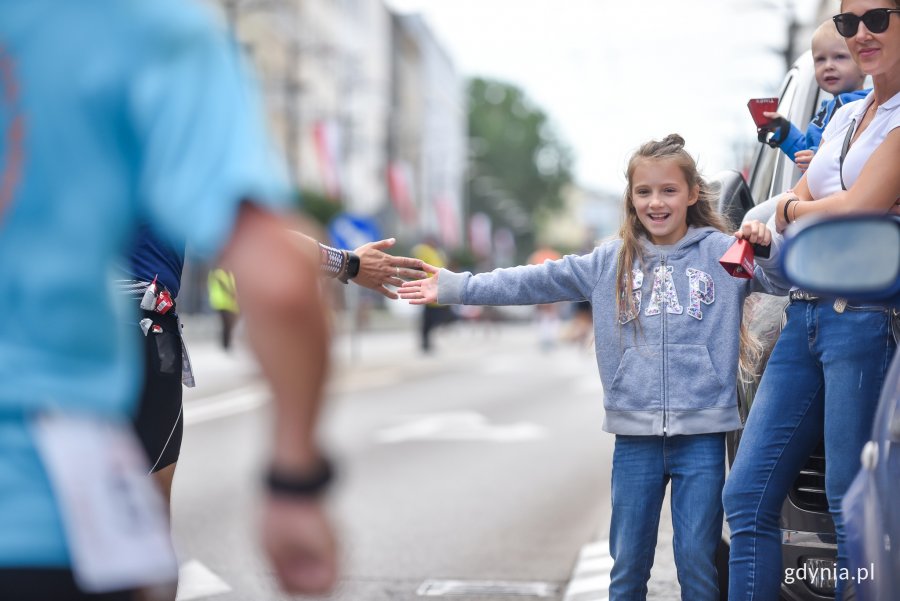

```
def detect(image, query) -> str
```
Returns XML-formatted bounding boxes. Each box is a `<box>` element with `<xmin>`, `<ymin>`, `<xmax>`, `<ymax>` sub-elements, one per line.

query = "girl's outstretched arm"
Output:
<box><xmin>398</xmin><ymin>263</ymin><xmax>442</xmax><ymax>305</ymax></box>
<box><xmin>401</xmin><ymin>251</ymin><xmax>604</xmax><ymax>307</ymax></box>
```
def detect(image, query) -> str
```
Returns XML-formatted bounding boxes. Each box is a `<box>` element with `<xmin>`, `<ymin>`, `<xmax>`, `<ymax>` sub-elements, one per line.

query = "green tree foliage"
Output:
<box><xmin>298</xmin><ymin>187</ymin><xmax>344</xmax><ymax>227</ymax></box>
<box><xmin>467</xmin><ymin>78</ymin><xmax>574</xmax><ymax>257</ymax></box>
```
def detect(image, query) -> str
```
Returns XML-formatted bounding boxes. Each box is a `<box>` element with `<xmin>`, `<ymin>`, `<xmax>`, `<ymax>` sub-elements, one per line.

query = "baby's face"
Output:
<box><xmin>813</xmin><ymin>36</ymin><xmax>867</xmax><ymax>95</ymax></box>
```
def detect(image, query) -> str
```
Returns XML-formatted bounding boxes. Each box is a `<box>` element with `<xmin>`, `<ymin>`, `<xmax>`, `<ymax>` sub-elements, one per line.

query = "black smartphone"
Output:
<box><xmin>751</xmin><ymin>243</ymin><xmax>771</xmax><ymax>259</ymax></box>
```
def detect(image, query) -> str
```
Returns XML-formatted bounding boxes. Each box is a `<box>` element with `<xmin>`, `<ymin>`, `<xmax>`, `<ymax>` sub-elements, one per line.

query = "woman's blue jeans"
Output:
<box><xmin>609</xmin><ymin>432</ymin><xmax>725</xmax><ymax>601</ymax></box>
<box><xmin>723</xmin><ymin>300</ymin><xmax>895</xmax><ymax>600</ymax></box>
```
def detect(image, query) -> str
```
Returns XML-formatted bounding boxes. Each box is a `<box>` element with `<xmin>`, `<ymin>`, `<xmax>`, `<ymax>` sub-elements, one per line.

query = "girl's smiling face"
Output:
<box><xmin>630</xmin><ymin>158</ymin><xmax>699</xmax><ymax>246</ymax></box>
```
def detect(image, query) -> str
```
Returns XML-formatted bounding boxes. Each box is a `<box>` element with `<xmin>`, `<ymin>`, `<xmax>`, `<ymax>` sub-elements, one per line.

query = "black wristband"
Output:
<box><xmin>783</xmin><ymin>198</ymin><xmax>798</xmax><ymax>224</ymax></box>
<box><xmin>759</xmin><ymin>116</ymin><xmax>790</xmax><ymax>148</ymax></box>
<box><xmin>338</xmin><ymin>251</ymin><xmax>360</xmax><ymax>284</ymax></box>
<box><xmin>266</xmin><ymin>458</ymin><xmax>334</xmax><ymax>498</ymax></box>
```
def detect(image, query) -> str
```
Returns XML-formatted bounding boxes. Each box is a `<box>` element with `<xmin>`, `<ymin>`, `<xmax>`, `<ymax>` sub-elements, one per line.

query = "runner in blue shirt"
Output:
<box><xmin>0</xmin><ymin>1</ymin><xmax>342</xmax><ymax>598</ymax></box>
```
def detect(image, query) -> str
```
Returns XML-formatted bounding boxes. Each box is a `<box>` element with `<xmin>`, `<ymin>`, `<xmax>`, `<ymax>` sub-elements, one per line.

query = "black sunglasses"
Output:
<box><xmin>833</xmin><ymin>8</ymin><xmax>900</xmax><ymax>37</ymax></box>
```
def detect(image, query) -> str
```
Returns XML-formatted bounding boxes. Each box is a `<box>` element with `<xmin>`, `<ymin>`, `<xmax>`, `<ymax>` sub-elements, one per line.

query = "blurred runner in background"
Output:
<box><xmin>527</xmin><ymin>247</ymin><xmax>563</xmax><ymax>351</ymax></box>
<box><xmin>413</xmin><ymin>238</ymin><xmax>455</xmax><ymax>353</ymax></box>
<box><xmin>208</xmin><ymin>267</ymin><xmax>240</xmax><ymax>350</ymax></box>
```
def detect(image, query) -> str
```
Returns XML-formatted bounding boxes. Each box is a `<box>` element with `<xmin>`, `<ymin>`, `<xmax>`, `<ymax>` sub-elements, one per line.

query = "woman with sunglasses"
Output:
<box><xmin>723</xmin><ymin>1</ymin><xmax>900</xmax><ymax>599</ymax></box>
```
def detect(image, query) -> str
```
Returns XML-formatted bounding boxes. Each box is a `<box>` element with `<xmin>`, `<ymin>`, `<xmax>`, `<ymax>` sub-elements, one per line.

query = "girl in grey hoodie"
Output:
<box><xmin>400</xmin><ymin>135</ymin><xmax>787</xmax><ymax>600</ymax></box>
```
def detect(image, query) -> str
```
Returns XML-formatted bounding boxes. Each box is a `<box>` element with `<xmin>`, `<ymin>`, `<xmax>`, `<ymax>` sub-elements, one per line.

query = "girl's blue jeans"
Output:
<box><xmin>609</xmin><ymin>432</ymin><xmax>725</xmax><ymax>601</ymax></box>
<box><xmin>723</xmin><ymin>300</ymin><xmax>895</xmax><ymax>600</ymax></box>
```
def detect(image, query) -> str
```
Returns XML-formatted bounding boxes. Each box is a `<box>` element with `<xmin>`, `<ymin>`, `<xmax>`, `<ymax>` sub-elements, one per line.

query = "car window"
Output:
<box><xmin>773</xmin><ymin>53</ymin><xmax>826</xmax><ymax>196</ymax></box>
<box><xmin>748</xmin><ymin>143</ymin><xmax>777</xmax><ymax>204</ymax></box>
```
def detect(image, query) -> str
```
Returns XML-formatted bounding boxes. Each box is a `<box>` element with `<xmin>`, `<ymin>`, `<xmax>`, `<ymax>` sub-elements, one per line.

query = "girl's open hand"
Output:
<box><xmin>398</xmin><ymin>263</ymin><xmax>441</xmax><ymax>305</ymax></box>
<box><xmin>734</xmin><ymin>219</ymin><xmax>772</xmax><ymax>247</ymax></box>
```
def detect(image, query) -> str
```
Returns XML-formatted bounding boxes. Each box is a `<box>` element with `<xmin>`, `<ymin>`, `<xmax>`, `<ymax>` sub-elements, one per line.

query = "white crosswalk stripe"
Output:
<box><xmin>183</xmin><ymin>384</ymin><xmax>268</xmax><ymax>425</ymax></box>
<box><xmin>563</xmin><ymin>540</ymin><xmax>612</xmax><ymax>601</ymax></box>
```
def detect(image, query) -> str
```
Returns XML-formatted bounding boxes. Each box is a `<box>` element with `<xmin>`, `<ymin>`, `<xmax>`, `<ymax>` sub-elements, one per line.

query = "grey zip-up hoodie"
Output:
<box><xmin>438</xmin><ymin>227</ymin><xmax>789</xmax><ymax>436</ymax></box>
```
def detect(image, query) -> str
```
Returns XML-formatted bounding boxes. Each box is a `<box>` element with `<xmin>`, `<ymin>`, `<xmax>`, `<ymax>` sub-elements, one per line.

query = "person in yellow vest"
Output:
<box><xmin>208</xmin><ymin>268</ymin><xmax>239</xmax><ymax>350</ymax></box>
<box><xmin>412</xmin><ymin>240</ymin><xmax>455</xmax><ymax>353</ymax></box>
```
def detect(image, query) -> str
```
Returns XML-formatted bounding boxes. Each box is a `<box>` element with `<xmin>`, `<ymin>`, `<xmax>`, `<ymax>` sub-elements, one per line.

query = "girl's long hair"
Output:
<box><xmin>614</xmin><ymin>133</ymin><xmax>761</xmax><ymax>381</ymax></box>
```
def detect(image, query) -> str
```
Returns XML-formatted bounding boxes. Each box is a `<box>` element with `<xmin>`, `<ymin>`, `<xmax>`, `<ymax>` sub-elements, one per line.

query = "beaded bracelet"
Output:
<box><xmin>319</xmin><ymin>243</ymin><xmax>346</xmax><ymax>278</ymax></box>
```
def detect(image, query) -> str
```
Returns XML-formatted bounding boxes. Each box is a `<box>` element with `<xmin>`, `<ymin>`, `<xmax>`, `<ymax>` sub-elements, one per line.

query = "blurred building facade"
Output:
<box><xmin>538</xmin><ymin>185</ymin><xmax>622</xmax><ymax>253</ymax></box>
<box><xmin>388</xmin><ymin>14</ymin><xmax>466</xmax><ymax>249</ymax></box>
<box><xmin>205</xmin><ymin>0</ymin><xmax>464</xmax><ymax>239</ymax></box>
<box><xmin>177</xmin><ymin>0</ymin><xmax>466</xmax><ymax>312</ymax></box>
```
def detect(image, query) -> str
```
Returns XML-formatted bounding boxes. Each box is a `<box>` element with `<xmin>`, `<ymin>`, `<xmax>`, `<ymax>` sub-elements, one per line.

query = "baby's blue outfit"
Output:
<box><xmin>770</xmin><ymin>89</ymin><xmax>869</xmax><ymax>160</ymax></box>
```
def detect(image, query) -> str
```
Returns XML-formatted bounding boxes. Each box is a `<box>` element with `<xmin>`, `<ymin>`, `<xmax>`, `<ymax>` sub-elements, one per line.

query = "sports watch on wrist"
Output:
<box><xmin>338</xmin><ymin>251</ymin><xmax>360</xmax><ymax>284</ymax></box>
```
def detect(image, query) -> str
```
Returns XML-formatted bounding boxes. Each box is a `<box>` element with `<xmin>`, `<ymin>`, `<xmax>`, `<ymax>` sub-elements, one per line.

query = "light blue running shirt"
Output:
<box><xmin>0</xmin><ymin>0</ymin><xmax>291</xmax><ymax>566</ymax></box>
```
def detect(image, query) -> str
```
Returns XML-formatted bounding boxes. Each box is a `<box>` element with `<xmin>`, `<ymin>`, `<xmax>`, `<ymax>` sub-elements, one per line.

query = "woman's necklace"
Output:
<box><xmin>852</xmin><ymin>101</ymin><xmax>877</xmax><ymax>143</ymax></box>
<box><xmin>865</xmin><ymin>98</ymin><xmax>880</xmax><ymax>123</ymax></box>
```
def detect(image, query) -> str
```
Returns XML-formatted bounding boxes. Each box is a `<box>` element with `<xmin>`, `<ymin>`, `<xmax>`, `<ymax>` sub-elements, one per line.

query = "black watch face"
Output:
<box><xmin>349</xmin><ymin>255</ymin><xmax>361</xmax><ymax>277</ymax></box>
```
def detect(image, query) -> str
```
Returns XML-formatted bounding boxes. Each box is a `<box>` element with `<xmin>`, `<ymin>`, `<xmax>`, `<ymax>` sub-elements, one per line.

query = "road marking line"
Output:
<box><xmin>416</xmin><ymin>579</ymin><xmax>558</xmax><ymax>596</ymax></box>
<box><xmin>183</xmin><ymin>384</ymin><xmax>269</xmax><ymax>426</ymax></box>
<box><xmin>574</xmin><ymin>555</ymin><xmax>614</xmax><ymax>575</ymax></box>
<box><xmin>565</xmin><ymin>574</ymin><xmax>611</xmax><ymax>596</ymax></box>
<box><xmin>375</xmin><ymin>412</ymin><xmax>546</xmax><ymax>443</ymax></box>
<box><xmin>563</xmin><ymin>540</ymin><xmax>612</xmax><ymax>601</ymax></box>
<box><xmin>175</xmin><ymin>559</ymin><xmax>231</xmax><ymax>600</ymax></box>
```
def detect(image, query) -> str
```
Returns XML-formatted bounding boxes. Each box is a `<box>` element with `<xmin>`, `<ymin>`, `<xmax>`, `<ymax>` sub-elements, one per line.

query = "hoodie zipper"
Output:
<box><xmin>660</xmin><ymin>255</ymin><xmax>668</xmax><ymax>436</ymax></box>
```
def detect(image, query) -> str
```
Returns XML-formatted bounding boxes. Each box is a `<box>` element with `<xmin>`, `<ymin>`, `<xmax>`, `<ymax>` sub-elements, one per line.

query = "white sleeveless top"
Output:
<box><xmin>805</xmin><ymin>89</ymin><xmax>900</xmax><ymax>200</ymax></box>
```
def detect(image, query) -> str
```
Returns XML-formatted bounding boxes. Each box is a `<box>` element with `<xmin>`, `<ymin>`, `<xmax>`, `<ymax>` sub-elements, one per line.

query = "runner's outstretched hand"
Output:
<box><xmin>353</xmin><ymin>238</ymin><xmax>427</xmax><ymax>299</ymax></box>
<box><xmin>398</xmin><ymin>263</ymin><xmax>441</xmax><ymax>305</ymax></box>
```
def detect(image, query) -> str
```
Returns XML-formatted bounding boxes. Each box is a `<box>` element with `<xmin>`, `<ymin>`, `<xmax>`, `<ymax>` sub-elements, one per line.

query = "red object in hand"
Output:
<box><xmin>720</xmin><ymin>239</ymin><xmax>756</xmax><ymax>279</ymax></box>
<box><xmin>747</xmin><ymin>97</ymin><xmax>779</xmax><ymax>127</ymax></box>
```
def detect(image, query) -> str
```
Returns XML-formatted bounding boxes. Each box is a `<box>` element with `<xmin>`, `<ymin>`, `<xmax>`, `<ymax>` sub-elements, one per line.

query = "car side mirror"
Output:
<box><xmin>781</xmin><ymin>215</ymin><xmax>900</xmax><ymax>302</ymax></box>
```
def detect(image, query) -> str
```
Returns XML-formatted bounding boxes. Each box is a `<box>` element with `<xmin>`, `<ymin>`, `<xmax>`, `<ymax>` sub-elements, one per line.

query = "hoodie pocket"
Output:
<box><xmin>607</xmin><ymin>346</ymin><xmax>662</xmax><ymax>411</ymax></box>
<box><xmin>666</xmin><ymin>344</ymin><xmax>726</xmax><ymax>410</ymax></box>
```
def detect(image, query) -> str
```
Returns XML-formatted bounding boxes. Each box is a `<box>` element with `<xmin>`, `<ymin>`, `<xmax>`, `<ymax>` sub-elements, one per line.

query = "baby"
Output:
<box><xmin>758</xmin><ymin>19</ymin><xmax>868</xmax><ymax>171</ymax></box>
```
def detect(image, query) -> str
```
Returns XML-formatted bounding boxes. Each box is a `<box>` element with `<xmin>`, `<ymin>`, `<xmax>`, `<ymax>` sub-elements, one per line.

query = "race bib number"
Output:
<box><xmin>31</xmin><ymin>413</ymin><xmax>178</xmax><ymax>592</ymax></box>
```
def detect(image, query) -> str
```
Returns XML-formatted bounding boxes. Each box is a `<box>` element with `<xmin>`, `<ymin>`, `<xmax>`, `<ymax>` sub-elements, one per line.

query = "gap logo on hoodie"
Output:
<box><xmin>620</xmin><ymin>267</ymin><xmax>716</xmax><ymax>324</ymax></box>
